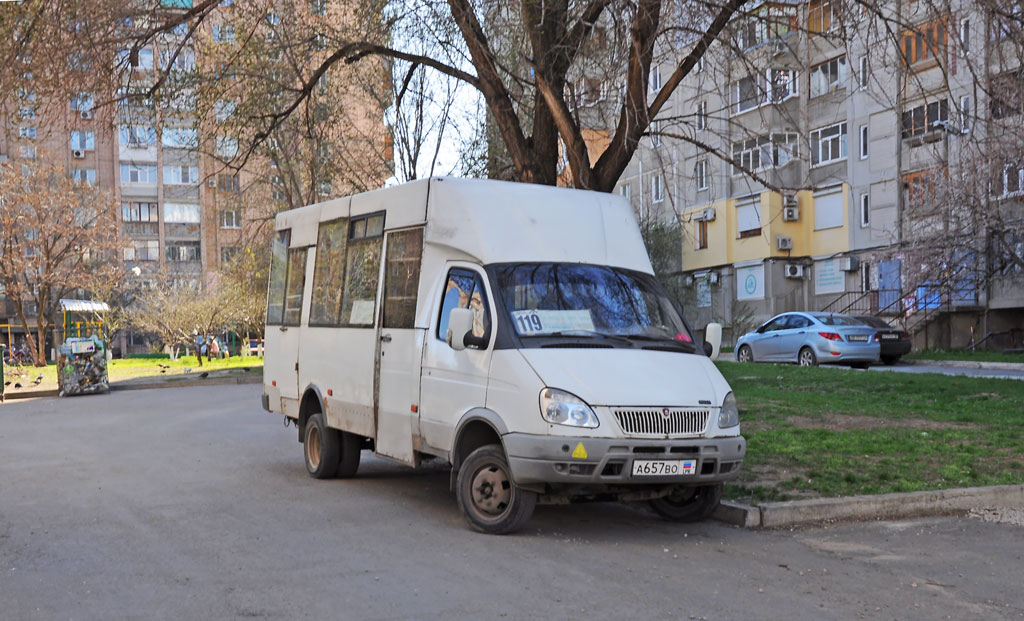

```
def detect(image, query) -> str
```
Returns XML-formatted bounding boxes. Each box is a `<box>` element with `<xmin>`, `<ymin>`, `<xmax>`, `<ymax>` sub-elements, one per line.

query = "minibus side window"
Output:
<box><xmin>266</xmin><ymin>229</ymin><xmax>290</xmax><ymax>325</ymax></box>
<box><xmin>282</xmin><ymin>248</ymin><xmax>307</xmax><ymax>326</ymax></box>
<box><xmin>309</xmin><ymin>218</ymin><xmax>348</xmax><ymax>326</ymax></box>
<box><xmin>436</xmin><ymin>269</ymin><xmax>491</xmax><ymax>348</ymax></box>
<box><xmin>339</xmin><ymin>212</ymin><xmax>385</xmax><ymax>327</ymax></box>
<box><xmin>383</xmin><ymin>228</ymin><xmax>424</xmax><ymax>329</ymax></box>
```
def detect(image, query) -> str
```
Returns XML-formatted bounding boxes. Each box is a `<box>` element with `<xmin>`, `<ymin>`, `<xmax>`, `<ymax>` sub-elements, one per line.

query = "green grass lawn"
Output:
<box><xmin>718</xmin><ymin>361</ymin><xmax>1024</xmax><ymax>504</ymax></box>
<box><xmin>905</xmin><ymin>349</ymin><xmax>1024</xmax><ymax>364</ymax></box>
<box><xmin>3</xmin><ymin>355</ymin><xmax>263</xmax><ymax>394</ymax></box>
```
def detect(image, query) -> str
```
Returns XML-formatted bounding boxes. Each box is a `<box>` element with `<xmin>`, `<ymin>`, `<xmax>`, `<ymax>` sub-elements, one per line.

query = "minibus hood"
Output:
<box><xmin>519</xmin><ymin>349</ymin><xmax>730</xmax><ymax>407</ymax></box>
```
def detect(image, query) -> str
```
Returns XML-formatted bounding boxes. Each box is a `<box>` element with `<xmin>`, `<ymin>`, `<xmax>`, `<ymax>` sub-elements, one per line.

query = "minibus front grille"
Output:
<box><xmin>612</xmin><ymin>408</ymin><xmax>710</xmax><ymax>437</ymax></box>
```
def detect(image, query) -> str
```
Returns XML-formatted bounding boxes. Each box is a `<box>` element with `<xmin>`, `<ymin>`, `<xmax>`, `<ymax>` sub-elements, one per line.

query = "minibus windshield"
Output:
<box><xmin>494</xmin><ymin>263</ymin><xmax>695</xmax><ymax>350</ymax></box>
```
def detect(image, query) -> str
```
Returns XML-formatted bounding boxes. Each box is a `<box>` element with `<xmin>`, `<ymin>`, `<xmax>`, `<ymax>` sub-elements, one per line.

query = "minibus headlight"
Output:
<box><xmin>539</xmin><ymin>388</ymin><xmax>599</xmax><ymax>429</ymax></box>
<box><xmin>718</xmin><ymin>392</ymin><xmax>740</xmax><ymax>428</ymax></box>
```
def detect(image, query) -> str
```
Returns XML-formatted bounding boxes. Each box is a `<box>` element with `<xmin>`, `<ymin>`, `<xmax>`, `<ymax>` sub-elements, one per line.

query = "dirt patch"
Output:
<box><xmin>784</xmin><ymin>414</ymin><xmax>978</xmax><ymax>432</ymax></box>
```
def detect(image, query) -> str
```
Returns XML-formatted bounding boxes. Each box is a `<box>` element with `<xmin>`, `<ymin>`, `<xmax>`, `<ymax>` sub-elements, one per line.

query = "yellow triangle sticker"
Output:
<box><xmin>571</xmin><ymin>442</ymin><xmax>588</xmax><ymax>459</ymax></box>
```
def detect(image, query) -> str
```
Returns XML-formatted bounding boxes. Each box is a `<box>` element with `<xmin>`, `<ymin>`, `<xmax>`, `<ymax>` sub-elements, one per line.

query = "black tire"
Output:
<box><xmin>881</xmin><ymin>355</ymin><xmax>899</xmax><ymax>366</ymax></box>
<box><xmin>649</xmin><ymin>483</ymin><xmax>723</xmax><ymax>522</ymax></box>
<box><xmin>737</xmin><ymin>345</ymin><xmax>754</xmax><ymax>363</ymax></box>
<box><xmin>304</xmin><ymin>413</ymin><xmax>339</xmax><ymax>479</ymax></box>
<box><xmin>336</xmin><ymin>431</ymin><xmax>362</xmax><ymax>478</ymax></box>
<box><xmin>798</xmin><ymin>347</ymin><xmax>818</xmax><ymax>367</ymax></box>
<box><xmin>456</xmin><ymin>444</ymin><xmax>536</xmax><ymax>535</ymax></box>
<box><xmin>851</xmin><ymin>362</ymin><xmax>870</xmax><ymax>369</ymax></box>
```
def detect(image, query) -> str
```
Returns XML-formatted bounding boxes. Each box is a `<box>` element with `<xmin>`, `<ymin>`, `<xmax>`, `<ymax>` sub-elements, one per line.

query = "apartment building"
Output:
<box><xmin>0</xmin><ymin>0</ymin><xmax>390</xmax><ymax>355</ymax></box>
<box><xmin>616</xmin><ymin>0</ymin><xmax>1024</xmax><ymax>347</ymax></box>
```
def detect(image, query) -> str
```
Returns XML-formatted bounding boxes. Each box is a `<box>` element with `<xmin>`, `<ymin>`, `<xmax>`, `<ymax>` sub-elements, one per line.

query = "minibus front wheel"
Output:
<box><xmin>456</xmin><ymin>444</ymin><xmax>537</xmax><ymax>534</ymax></box>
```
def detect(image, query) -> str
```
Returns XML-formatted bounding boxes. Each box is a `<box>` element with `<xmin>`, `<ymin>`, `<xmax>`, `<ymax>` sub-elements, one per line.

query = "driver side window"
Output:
<box><xmin>436</xmin><ymin>268</ymin><xmax>491</xmax><ymax>347</ymax></box>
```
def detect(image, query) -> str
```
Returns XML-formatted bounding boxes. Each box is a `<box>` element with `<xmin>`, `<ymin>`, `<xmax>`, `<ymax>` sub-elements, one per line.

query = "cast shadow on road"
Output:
<box><xmin>279</xmin><ymin>453</ymin><xmax>731</xmax><ymax>543</ymax></box>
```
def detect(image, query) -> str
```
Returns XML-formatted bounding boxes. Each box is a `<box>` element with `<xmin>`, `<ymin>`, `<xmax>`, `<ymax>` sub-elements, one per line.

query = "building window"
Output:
<box><xmin>311</xmin><ymin>0</ymin><xmax>326</xmax><ymax>15</ymax></box>
<box><xmin>69</xmin><ymin>93</ymin><xmax>94</xmax><ymax>112</ymax></box>
<box><xmin>960</xmin><ymin>96</ymin><xmax>972</xmax><ymax>131</ymax></box>
<box><xmin>18</xmin><ymin>107</ymin><xmax>36</xmax><ymax>120</ymax></box>
<box><xmin>619</xmin><ymin>184</ymin><xmax>631</xmax><ymax>200</ymax></box>
<box><xmin>810</xmin><ymin>122</ymin><xmax>848</xmax><ymax>166</ymax></box>
<box><xmin>221</xmin><ymin>246</ymin><xmax>238</xmax><ymax>264</ymax></box>
<box><xmin>731</xmin><ymin>69</ymin><xmax>797</xmax><ymax>113</ymax></box>
<box><xmin>70</xmin><ymin>130</ymin><xmax>95</xmax><ymax>151</ymax></box>
<box><xmin>651</xmin><ymin>175</ymin><xmax>664</xmax><ymax>203</ymax></box>
<box><xmin>768</xmin><ymin>69</ymin><xmax>798</xmax><ymax>102</ymax></box>
<box><xmin>212</xmin><ymin>25</ymin><xmax>235</xmax><ymax>44</ymax></box>
<box><xmin>996</xmin><ymin>164</ymin><xmax>1024</xmax><ymax>197</ymax></box>
<box><xmin>216</xmin><ymin>136</ymin><xmax>239</xmax><ymax>159</ymax></box>
<box><xmin>124</xmin><ymin>240</ymin><xmax>160</xmax><ymax>262</ymax></box>
<box><xmin>18</xmin><ymin>126</ymin><xmax>36</xmax><ymax>139</ymax></box>
<box><xmin>317</xmin><ymin>181</ymin><xmax>332</xmax><ymax>197</ymax></box>
<box><xmin>810</xmin><ymin>56</ymin><xmax>847</xmax><ymax>97</ymax></box>
<box><xmin>122</xmin><ymin>201</ymin><xmax>159</xmax><ymax>223</ymax></box>
<box><xmin>165</xmin><ymin>203</ymin><xmax>201</xmax><ymax>224</ymax></box>
<box><xmin>696</xmin><ymin>219</ymin><xmax>708</xmax><ymax>250</ymax></box>
<box><xmin>649</xmin><ymin>120</ymin><xmax>662</xmax><ymax>147</ymax></box>
<box><xmin>860</xmin><ymin>193</ymin><xmax>870</xmax><ymax>227</ymax></box>
<box><xmin>72</xmin><ymin>168</ymin><xmax>96</xmax><ymax>186</ymax></box>
<box><xmin>163</xmin><ymin>165</ymin><xmax>200</xmax><ymax>185</ymax></box>
<box><xmin>120</xmin><ymin>125</ymin><xmax>155</xmax><ymax>146</ymax></box>
<box><xmin>120</xmin><ymin>163</ymin><xmax>158</xmax><ymax>184</ymax></box>
<box><xmin>162</xmin><ymin>127</ymin><xmax>198</xmax><ymax>149</ymax></box>
<box><xmin>858</xmin><ymin>56</ymin><xmax>868</xmax><ymax>89</ymax></box>
<box><xmin>900</xmin><ymin>99</ymin><xmax>949</xmax><ymax>138</ymax></box>
<box><xmin>959</xmin><ymin>18</ymin><xmax>970</xmax><ymax>55</ymax></box>
<box><xmin>732</xmin><ymin>75</ymin><xmax>760</xmax><ymax>114</ymax></box>
<box><xmin>218</xmin><ymin>174</ymin><xmax>240</xmax><ymax>192</ymax></box>
<box><xmin>732</xmin><ymin>133</ymin><xmax>798</xmax><ymax>174</ymax></box>
<box><xmin>991</xmin><ymin>70</ymin><xmax>1023</xmax><ymax>119</ymax></box>
<box><xmin>117</xmin><ymin>48</ymin><xmax>154</xmax><ymax>69</ymax></box>
<box><xmin>166</xmin><ymin>241</ymin><xmax>201</xmax><ymax>262</ymax></box>
<box><xmin>901</xmin><ymin>19</ymin><xmax>947</xmax><ymax>67</ymax></box>
<box><xmin>695</xmin><ymin>160</ymin><xmax>708</xmax><ymax>190</ymax></box>
<box><xmin>696</xmin><ymin>101</ymin><xmax>707</xmax><ymax>130</ymax></box>
<box><xmin>902</xmin><ymin>170</ymin><xmax>938</xmax><ymax>205</ymax></box>
<box><xmin>859</xmin><ymin>125</ymin><xmax>869</xmax><ymax>159</ymax></box>
<box><xmin>219</xmin><ymin>209</ymin><xmax>242</xmax><ymax>229</ymax></box>
<box><xmin>650</xmin><ymin>64</ymin><xmax>661</xmax><ymax>91</ymax></box>
<box><xmin>215</xmin><ymin>100</ymin><xmax>236</xmax><ymax>123</ymax></box>
<box><xmin>808</xmin><ymin>0</ymin><xmax>839</xmax><ymax>34</ymax></box>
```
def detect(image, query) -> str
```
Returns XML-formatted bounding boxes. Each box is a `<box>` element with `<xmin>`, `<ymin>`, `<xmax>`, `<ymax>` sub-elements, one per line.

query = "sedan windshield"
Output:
<box><xmin>493</xmin><ymin>263</ymin><xmax>694</xmax><ymax>348</ymax></box>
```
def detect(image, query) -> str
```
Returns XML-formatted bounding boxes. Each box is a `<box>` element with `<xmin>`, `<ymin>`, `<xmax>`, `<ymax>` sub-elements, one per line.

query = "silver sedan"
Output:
<box><xmin>735</xmin><ymin>312</ymin><xmax>880</xmax><ymax>367</ymax></box>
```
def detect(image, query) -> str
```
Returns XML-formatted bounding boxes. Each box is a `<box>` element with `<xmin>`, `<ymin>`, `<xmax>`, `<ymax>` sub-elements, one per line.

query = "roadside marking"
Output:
<box><xmin>571</xmin><ymin>442</ymin><xmax>588</xmax><ymax>459</ymax></box>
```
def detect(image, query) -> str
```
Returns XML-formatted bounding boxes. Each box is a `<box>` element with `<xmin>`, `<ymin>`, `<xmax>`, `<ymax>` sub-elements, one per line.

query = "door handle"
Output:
<box><xmin>380</xmin><ymin>334</ymin><xmax>392</xmax><ymax>343</ymax></box>
<box><xmin>279</xmin><ymin>326</ymin><xmax>288</xmax><ymax>332</ymax></box>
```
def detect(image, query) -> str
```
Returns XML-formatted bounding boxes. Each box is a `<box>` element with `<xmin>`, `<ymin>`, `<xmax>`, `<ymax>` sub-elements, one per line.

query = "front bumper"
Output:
<box><xmin>503</xmin><ymin>433</ymin><xmax>746</xmax><ymax>488</ymax></box>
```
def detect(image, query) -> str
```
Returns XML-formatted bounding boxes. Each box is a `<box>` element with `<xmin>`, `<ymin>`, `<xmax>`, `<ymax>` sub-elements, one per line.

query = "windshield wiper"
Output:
<box><xmin>540</xmin><ymin>330</ymin><xmax>635</xmax><ymax>346</ymax></box>
<box><xmin>623</xmin><ymin>334</ymin><xmax>697</xmax><ymax>351</ymax></box>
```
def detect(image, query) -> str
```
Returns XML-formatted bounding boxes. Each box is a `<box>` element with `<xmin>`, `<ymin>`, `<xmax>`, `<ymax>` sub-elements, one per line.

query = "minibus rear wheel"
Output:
<box><xmin>456</xmin><ymin>444</ymin><xmax>536</xmax><ymax>534</ymax></box>
<box><xmin>649</xmin><ymin>483</ymin><xmax>722</xmax><ymax>522</ymax></box>
<box><xmin>304</xmin><ymin>413</ymin><xmax>339</xmax><ymax>479</ymax></box>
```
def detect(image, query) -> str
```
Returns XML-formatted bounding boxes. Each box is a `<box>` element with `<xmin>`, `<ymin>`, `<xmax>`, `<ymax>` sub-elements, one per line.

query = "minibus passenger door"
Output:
<box><xmin>264</xmin><ymin>229</ymin><xmax>306</xmax><ymax>415</ymax></box>
<box><xmin>374</xmin><ymin>229</ymin><xmax>425</xmax><ymax>465</ymax></box>
<box><xmin>418</xmin><ymin>266</ymin><xmax>494</xmax><ymax>453</ymax></box>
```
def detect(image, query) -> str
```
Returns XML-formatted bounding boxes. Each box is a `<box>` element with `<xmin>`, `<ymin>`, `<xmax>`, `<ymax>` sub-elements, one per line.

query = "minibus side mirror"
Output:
<box><xmin>704</xmin><ymin>322</ymin><xmax>722</xmax><ymax>361</ymax></box>
<box><xmin>446</xmin><ymin>308</ymin><xmax>475</xmax><ymax>351</ymax></box>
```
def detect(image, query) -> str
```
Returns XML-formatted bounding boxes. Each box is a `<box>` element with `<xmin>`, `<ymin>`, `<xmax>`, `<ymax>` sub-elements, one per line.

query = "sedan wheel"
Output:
<box><xmin>737</xmin><ymin>345</ymin><xmax>754</xmax><ymax>363</ymax></box>
<box><xmin>798</xmin><ymin>347</ymin><xmax>818</xmax><ymax>367</ymax></box>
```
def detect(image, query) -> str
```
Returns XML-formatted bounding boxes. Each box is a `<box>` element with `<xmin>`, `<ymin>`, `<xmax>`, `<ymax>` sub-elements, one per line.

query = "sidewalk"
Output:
<box><xmin>906</xmin><ymin>358</ymin><xmax>1024</xmax><ymax>371</ymax></box>
<box><xmin>2</xmin><ymin>367</ymin><xmax>262</xmax><ymax>401</ymax></box>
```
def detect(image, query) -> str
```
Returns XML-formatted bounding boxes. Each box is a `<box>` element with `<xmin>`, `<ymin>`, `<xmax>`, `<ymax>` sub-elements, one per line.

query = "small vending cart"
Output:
<box><xmin>57</xmin><ymin>299</ymin><xmax>110</xmax><ymax>397</ymax></box>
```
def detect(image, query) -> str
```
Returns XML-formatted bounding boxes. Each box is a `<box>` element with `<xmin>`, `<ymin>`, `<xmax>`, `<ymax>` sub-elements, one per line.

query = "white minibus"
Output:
<box><xmin>262</xmin><ymin>177</ymin><xmax>745</xmax><ymax>533</ymax></box>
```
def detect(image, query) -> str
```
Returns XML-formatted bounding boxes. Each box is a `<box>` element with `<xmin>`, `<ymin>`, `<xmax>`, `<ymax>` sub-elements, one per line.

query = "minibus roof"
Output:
<box><xmin>275</xmin><ymin>177</ymin><xmax>654</xmax><ymax>274</ymax></box>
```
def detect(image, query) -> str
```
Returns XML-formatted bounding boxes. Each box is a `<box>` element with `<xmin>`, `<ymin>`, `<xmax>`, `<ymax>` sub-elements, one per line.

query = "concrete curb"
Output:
<box><xmin>714</xmin><ymin>484</ymin><xmax>1024</xmax><ymax>529</ymax></box>
<box><xmin>908</xmin><ymin>359</ymin><xmax>1024</xmax><ymax>371</ymax></box>
<box><xmin>1</xmin><ymin>389</ymin><xmax>59</xmax><ymax>401</ymax></box>
<box><xmin>110</xmin><ymin>375</ymin><xmax>262</xmax><ymax>391</ymax></box>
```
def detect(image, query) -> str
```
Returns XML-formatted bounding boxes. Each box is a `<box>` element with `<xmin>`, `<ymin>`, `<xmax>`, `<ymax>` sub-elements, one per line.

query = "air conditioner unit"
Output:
<box><xmin>79</xmin><ymin>110</ymin><xmax>93</xmax><ymax>120</ymax></box>
<box><xmin>684</xmin><ymin>275</ymin><xmax>694</xmax><ymax>287</ymax></box>
<box><xmin>783</xmin><ymin>194</ymin><xmax>799</xmax><ymax>209</ymax></box>
<box><xmin>839</xmin><ymin>256</ymin><xmax>860</xmax><ymax>272</ymax></box>
<box><xmin>72</xmin><ymin>149</ymin><xmax>85</xmax><ymax>159</ymax></box>
<box><xmin>708</xmin><ymin>272</ymin><xmax>720</xmax><ymax>285</ymax></box>
<box><xmin>695</xmin><ymin>207</ymin><xmax>716</xmax><ymax>222</ymax></box>
<box><xmin>785</xmin><ymin>263</ymin><xmax>804</xmax><ymax>278</ymax></box>
<box><xmin>783</xmin><ymin>206</ymin><xmax>800</xmax><ymax>221</ymax></box>
<box><xmin>207</xmin><ymin>179</ymin><xmax>217</xmax><ymax>188</ymax></box>
<box><xmin>777</xmin><ymin>236</ymin><xmax>793</xmax><ymax>251</ymax></box>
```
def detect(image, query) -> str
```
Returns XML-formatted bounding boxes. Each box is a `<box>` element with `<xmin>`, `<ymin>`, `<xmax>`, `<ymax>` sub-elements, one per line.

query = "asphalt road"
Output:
<box><xmin>2</xmin><ymin>386</ymin><xmax>1022</xmax><ymax>620</ymax></box>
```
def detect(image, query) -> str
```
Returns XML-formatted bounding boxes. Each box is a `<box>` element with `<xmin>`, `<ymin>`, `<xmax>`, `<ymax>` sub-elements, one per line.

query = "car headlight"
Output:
<box><xmin>718</xmin><ymin>392</ymin><xmax>739</xmax><ymax>428</ymax></box>
<box><xmin>539</xmin><ymin>388</ymin><xmax>599</xmax><ymax>428</ymax></box>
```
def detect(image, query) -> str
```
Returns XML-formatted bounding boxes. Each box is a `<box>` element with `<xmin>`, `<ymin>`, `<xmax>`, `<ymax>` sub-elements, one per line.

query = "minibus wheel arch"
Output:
<box><xmin>450</xmin><ymin>412</ymin><xmax>508</xmax><ymax>490</ymax></box>
<box><xmin>298</xmin><ymin>386</ymin><xmax>325</xmax><ymax>443</ymax></box>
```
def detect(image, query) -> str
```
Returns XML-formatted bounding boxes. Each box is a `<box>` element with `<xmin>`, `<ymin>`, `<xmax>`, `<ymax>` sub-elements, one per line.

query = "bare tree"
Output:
<box><xmin>0</xmin><ymin>158</ymin><xmax>122</xmax><ymax>367</ymax></box>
